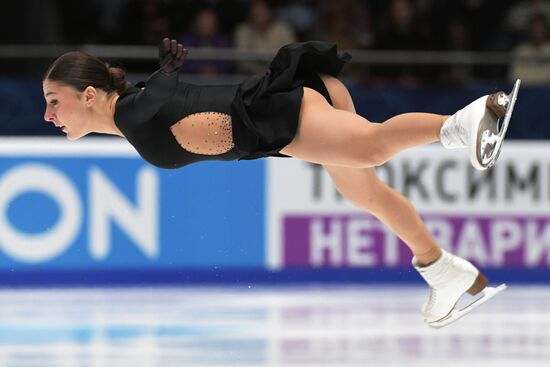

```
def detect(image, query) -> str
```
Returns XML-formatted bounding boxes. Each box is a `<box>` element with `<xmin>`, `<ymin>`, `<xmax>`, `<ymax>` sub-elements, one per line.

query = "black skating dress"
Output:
<box><xmin>114</xmin><ymin>41</ymin><xmax>351</xmax><ymax>169</ymax></box>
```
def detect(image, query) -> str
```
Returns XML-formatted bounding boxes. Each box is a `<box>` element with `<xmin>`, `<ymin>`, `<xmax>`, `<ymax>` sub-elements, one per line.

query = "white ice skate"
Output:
<box><xmin>413</xmin><ymin>249</ymin><xmax>507</xmax><ymax>329</ymax></box>
<box><xmin>440</xmin><ymin>79</ymin><xmax>521</xmax><ymax>170</ymax></box>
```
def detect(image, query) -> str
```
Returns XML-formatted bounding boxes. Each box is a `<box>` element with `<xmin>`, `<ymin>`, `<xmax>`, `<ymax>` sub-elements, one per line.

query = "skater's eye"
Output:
<box><xmin>49</xmin><ymin>100</ymin><xmax>58</xmax><ymax>106</ymax></box>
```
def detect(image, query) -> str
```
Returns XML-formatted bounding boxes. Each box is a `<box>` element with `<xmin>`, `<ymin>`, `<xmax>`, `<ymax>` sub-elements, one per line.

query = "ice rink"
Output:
<box><xmin>0</xmin><ymin>285</ymin><xmax>548</xmax><ymax>367</ymax></box>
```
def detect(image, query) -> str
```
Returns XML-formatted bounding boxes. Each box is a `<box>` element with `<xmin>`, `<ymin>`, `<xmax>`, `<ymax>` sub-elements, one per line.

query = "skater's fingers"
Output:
<box><xmin>158</xmin><ymin>38</ymin><xmax>172</xmax><ymax>63</ymax></box>
<box><xmin>158</xmin><ymin>38</ymin><xmax>185</xmax><ymax>73</ymax></box>
<box><xmin>170</xmin><ymin>39</ymin><xmax>177</xmax><ymax>54</ymax></box>
<box><xmin>176</xmin><ymin>44</ymin><xmax>184</xmax><ymax>60</ymax></box>
<box><xmin>161</xmin><ymin>38</ymin><xmax>170</xmax><ymax>53</ymax></box>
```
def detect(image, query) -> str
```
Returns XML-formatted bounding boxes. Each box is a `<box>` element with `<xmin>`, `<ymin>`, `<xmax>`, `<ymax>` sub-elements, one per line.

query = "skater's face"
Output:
<box><xmin>43</xmin><ymin>80</ymin><xmax>96</xmax><ymax>140</ymax></box>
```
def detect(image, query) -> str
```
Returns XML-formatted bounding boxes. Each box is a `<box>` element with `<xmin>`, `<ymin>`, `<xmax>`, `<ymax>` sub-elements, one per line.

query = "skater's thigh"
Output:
<box><xmin>323</xmin><ymin>164</ymin><xmax>383</xmax><ymax>208</ymax></box>
<box><xmin>280</xmin><ymin>88</ymin><xmax>385</xmax><ymax>168</ymax></box>
<box><xmin>318</xmin><ymin>73</ymin><xmax>356</xmax><ymax>113</ymax></box>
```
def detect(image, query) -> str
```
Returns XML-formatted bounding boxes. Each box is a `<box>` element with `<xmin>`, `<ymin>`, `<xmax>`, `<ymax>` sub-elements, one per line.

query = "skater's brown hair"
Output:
<box><xmin>44</xmin><ymin>51</ymin><xmax>128</xmax><ymax>95</ymax></box>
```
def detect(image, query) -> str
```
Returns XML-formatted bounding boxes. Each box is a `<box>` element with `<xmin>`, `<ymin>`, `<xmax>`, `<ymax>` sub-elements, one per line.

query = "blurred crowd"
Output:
<box><xmin>1</xmin><ymin>0</ymin><xmax>549</xmax><ymax>85</ymax></box>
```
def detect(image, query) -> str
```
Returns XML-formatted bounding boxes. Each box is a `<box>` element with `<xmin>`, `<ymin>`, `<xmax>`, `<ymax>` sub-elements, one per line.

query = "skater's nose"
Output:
<box><xmin>44</xmin><ymin>107</ymin><xmax>57</xmax><ymax>124</ymax></box>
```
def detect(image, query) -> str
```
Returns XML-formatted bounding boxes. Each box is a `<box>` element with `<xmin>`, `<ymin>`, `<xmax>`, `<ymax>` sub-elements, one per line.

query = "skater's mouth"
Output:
<box><xmin>55</xmin><ymin>124</ymin><xmax>67</xmax><ymax>132</ymax></box>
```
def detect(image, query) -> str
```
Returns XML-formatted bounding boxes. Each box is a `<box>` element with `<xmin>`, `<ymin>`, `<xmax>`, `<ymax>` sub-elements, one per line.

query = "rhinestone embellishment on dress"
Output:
<box><xmin>170</xmin><ymin>112</ymin><xmax>234</xmax><ymax>155</ymax></box>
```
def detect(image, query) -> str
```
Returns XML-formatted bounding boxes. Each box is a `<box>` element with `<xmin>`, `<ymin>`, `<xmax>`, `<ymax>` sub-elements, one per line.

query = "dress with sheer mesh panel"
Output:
<box><xmin>114</xmin><ymin>41</ymin><xmax>351</xmax><ymax>169</ymax></box>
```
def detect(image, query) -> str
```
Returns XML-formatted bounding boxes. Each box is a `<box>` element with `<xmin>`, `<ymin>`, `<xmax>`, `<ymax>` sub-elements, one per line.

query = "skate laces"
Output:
<box><xmin>441</xmin><ymin>113</ymin><xmax>469</xmax><ymax>148</ymax></box>
<box><xmin>419</xmin><ymin>261</ymin><xmax>451</xmax><ymax>287</ymax></box>
<box><xmin>425</xmin><ymin>289</ymin><xmax>439</xmax><ymax>313</ymax></box>
<box><xmin>450</xmin><ymin>125</ymin><xmax>468</xmax><ymax>146</ymax></box>
<box><xmin>419</xmin><ymin>254</ymin><xmax>454</xmax><ymax>316</ymax></box>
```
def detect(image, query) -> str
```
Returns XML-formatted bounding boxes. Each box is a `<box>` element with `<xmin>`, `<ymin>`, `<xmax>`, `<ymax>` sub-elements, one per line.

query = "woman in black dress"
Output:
<box><xmin>43</xmin><ymin>38</ymin><xmax>514</xmax><ymax>328</ymax></box>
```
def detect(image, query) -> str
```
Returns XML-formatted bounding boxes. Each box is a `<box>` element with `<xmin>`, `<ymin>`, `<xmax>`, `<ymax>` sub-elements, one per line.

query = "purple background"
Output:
<box><xmin>283</xmin><ymin>214</ymin><xmax>550</xmax><ymax>268</ymax></box>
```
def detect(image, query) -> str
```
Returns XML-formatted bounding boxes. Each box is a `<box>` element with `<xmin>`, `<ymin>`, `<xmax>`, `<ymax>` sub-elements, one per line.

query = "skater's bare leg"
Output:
<box><xmin>280</xmin><ymin>87</ymin><xmax>448</xmax><ymax>168</ymax></box>
<box><xmin>311</xmin><ymin>75</ymin><xmax>507</xmax><ymax>327</ymax></box>
<box><xmin>309</xmin><ymin>74</ymin><xmax>441</xmax><ymax>265</ymax></box>
<box><xmin>325</xmin><ymin>165</ymin><xmax>441</xmax><ymax>265</ymax></box>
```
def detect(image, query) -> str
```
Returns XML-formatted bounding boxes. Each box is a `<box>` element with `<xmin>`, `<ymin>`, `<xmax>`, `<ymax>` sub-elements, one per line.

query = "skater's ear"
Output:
<box><xmin>83</xmin><ymin>86</ymin><xmax>98</xmax><ymax>107</ymax></box>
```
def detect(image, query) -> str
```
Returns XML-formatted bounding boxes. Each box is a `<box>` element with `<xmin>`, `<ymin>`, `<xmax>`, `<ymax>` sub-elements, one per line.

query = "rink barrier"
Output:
<box><xmin>0</xmin><ymin>268</ymin><xmax>545</xmax><ymax>287</ymax></box>
<box><xmin>0</xmin><ymin>138</ymin><xmax>549</xmax><ymax>285</ymax></box>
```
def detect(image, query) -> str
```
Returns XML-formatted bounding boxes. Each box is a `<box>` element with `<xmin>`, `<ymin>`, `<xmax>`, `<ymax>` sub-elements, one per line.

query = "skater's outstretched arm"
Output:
<box><xmin>116</xmin><ymin>39</ymin><xmax>189</xmax><ymax>124</ymax></box>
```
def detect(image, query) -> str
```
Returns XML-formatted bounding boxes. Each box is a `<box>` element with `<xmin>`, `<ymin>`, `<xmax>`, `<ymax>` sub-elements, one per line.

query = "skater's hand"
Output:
<box><xmin>159</xmin><ymin>38</ymin><xmax>187</xmax><ymax>74</ymax></box>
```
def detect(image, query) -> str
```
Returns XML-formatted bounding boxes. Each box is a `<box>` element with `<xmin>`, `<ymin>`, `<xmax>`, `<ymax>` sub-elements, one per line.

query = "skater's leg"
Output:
<box><xmin>282</xmin><ymin>80</ymin><xmax>519</xmax><ymax>171</ymax></box>
<box><xmin>312</xmin><ymin>74</ymin><xmax>506</xmax><ymax>327</ymax></box>
<box><xmin>280</xmin><ymin>87</ymin><xmax>447</xmax><ymax>168</ymax></box>
<box><xmin>325</xmin><ymin>165</ymin><xmax>441</xmax><ymax>265</ymax></box>
<box><xmin>310</xmin><ymin>74</ymin><xmax>441</xmax><ymax>265</ymax></box>
<box><xmin>327</xmin><ymin>163</ymin><xmax>505</xmax><ymax>327</ymax></box>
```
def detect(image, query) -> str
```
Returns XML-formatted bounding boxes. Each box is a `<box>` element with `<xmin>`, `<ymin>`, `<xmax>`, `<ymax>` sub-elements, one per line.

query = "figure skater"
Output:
<box><xmin>43</xmin><ymin>38</ymin><xmax>518</xmax><ymax>328</ymax></box>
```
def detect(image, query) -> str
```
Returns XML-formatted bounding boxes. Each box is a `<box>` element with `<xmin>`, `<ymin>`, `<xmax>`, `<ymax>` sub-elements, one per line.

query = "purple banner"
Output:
<box><xmin>283</xmin><ymin>214</ymin><xmax>550</xmax><ymax>268</ymax></box>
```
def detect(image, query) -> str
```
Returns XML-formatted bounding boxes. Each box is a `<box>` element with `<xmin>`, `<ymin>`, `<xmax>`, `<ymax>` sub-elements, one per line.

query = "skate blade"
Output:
<box><xmin>427</xmin><ymin>283</ymin><xmax>507</xmax><ymax>329</ymax></box>
<box><xmin>473</xmin><ymin>79</ymin><xmax>521</xmax><ymax>170</ymax></box>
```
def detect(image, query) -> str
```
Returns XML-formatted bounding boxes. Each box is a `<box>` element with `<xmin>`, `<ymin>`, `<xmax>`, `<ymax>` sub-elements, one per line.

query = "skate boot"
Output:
<box><xmin>440</xmin><ymin>79</ymin><xmax>521</xmax><ymax>170</ymax></box>
<box><xmin>413</xmin><ymin>249</ymin><xmax>507</xmax><ymax>328</ymax></box>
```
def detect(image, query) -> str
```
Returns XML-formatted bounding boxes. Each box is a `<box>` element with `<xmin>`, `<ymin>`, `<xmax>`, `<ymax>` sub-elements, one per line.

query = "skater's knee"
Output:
<box><xmin>337</xmin><ymin>126</ymin><xmax>389</xmax><ymax>168</ymax></box>
<box><xmin>368</xmin><ymin>148</ymin><xmax>391</xmax><ymax>167</ymax></box>
<box><xmin>344</xmin><ymin>150</ymin><xmax>389</xmax><ymax>169</ymax></box>
<box><xmin>344</xmin><ymin>150</ymin><xmax>386</xmax><ymax>169</ymax></box>
<box><xmin>351</xmin><ymin>136</ymin><xmax>392</xmax><ymax>168</ymax></box>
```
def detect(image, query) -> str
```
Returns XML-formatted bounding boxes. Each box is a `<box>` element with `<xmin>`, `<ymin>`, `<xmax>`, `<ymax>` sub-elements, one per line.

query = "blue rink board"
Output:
<box><xmin>0</xmin><ymin>156</ymin><xmax>264</xmax><ymax>271</ymax></box>
<box><xmin>0</xmin><ymin>268</ymin><xmax>546</xmax><ymax>287</ymax></box>
<box><xmin>0</xmin><ymin>150</ymin><xmax>548</xmax><ymax>286</ymax></box>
